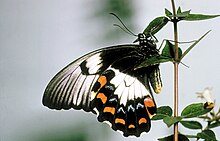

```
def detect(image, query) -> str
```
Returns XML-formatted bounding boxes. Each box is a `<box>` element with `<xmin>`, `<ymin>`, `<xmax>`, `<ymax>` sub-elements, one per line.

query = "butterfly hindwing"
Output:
<box><xmin>90</xmin><ymin>66</ymin><xmax>157</xmax><ymax>136</ymax></box>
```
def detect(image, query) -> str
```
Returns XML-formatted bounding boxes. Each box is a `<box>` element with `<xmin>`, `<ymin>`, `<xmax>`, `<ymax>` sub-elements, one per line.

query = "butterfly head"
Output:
<box><xmin>133</xmin><ymin>33</ymin><xmax>155</xmax><ymax>47</ymax></box>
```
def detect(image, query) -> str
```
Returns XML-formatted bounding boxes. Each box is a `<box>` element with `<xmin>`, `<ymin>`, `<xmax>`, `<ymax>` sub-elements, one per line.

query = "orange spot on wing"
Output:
<box><xmin>144</xmin><ymin>97</ymin><xmax>155</xmax><ymax>107</ymax></box>
<box><xmin>97</xmin><ymin>93</ymin><xmax>107</xmax><ymax>104</ymax></box>
<box><xmin>138</xmin><ymin>118</ymin><xmax>147</xmax><ymax>125</ymax></box>
<box><xmin>128</xmin><ymin>124</ymin><xmax>135</xmax><ymax>129</ymax></box>
<box><xmin>115</xmin><ymin>118</ymin><xmax>125</xmax><ymax>125</ymax></box>
<box><xmin>103</xmin><ymin>107</ymin><xmax>115</xmax><ymax>115</ymax></box>
<box><xmin>98</xmin><ymin>76</ymin><xmax>107</xmax><ymax>88</ymax></box>
<box><xmin>91</xmin><ymin>76</ymin><xmax>107</xmax><ymax>99</ymax></box>
<box><xmin>144</xmin><ymin>97</ymin><xmax>156</xmax><ymax>118</ymax></box>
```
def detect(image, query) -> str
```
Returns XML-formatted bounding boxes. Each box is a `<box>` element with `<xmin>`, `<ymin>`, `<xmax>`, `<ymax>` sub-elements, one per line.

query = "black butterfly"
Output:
<box><xmin>42</xmin><ymin>33</ymin><xmax>162</xmax><ymax>137</ymax></box>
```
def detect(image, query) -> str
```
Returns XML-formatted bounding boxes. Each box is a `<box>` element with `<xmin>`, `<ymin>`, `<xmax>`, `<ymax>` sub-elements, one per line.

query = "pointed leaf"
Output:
<box><xmin>143</xmin><ymin>16</ymin><xmax>169</xmax><ymax>37</ymax></box>
<box><xmin>165</xmin><ymin>8</ymin><xmax>172</xmax><ymax>17</ymax></box>
<box><xmin>161</xmin><ymin>40</ymin><xmax>182</xmax><ymax>60</ymax></box>
<box><xmin>184</xmin><ymin>14</ymin><xmax>220</xmax><ymax>21</ymax></box>
<box><xmin>180</xmin><ymin>30</ymin><xmax>211</xmax><ymax>61</ymax></box>
<box><xmin>181</xmin><ymin>103</ymin><xmax>212</xmax><ymax>118</ymax></box>
<box><xmin>134</xmin><ymin>56</ymin><xmax>172</xmax><ymax>69</ymax></box>
<box><xmin>197</xmin><ymin>130</ymin><xmax>217</xmax><ymax>141</ymax></box>
<box><xmin>178</xmin><ymin>47</ymin><xmax>182</xmax><ymax>59</ymax></box>
<box><xmin>176</xmin><ymin>10</ymin><xmax>191</xmax><ymax>18</ymax></box>
<box><xmin>198</xmin><ymin>115</ymin><xmax>211</xmax><ymax>120</ymax></box>
<box><xmin>177</xmin><ymin>7</ymin><xmax>182</xmax><ymax>14</ymax></box>
<box><xmin>152</xmin><ymin>106</ymin><xmax>173</xmax><ymax>120</ymax></box>
<box><xmin>180</xmin><ymin>120</ymin><xmax>202</xmax><ymax>129</ymax></box>
<box><xmin>162</xmin><ymin>40</ymin><xmax>175</xmax><ymax>58</ymax></box>
<box><xmin>208</xmin><ymin>121</ymin><xmax>220</xmax><ymax>129</ymax></box>
<box><xmin>158</xmin><ymin>134</ymin><xmax>189</xmax><ymax>141</ymax></box>
<box><xmin>163</xmin><ymin>116</ymin><xmax>182</xmax><ymax>127</ymax></box>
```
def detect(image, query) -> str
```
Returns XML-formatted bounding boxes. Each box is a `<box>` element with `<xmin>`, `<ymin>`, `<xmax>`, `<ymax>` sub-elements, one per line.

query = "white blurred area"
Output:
<box><xmin>1</xmin><ymin>0</ymin><xmax>220</xmax><ymax>141</ymax></box>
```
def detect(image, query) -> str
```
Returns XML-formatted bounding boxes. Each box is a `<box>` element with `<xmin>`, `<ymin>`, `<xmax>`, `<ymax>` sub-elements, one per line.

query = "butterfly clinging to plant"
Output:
<box><xmin>42</xmin><ymin>14</ymin><xmax>168</xmax><ymax>137</ymax></box>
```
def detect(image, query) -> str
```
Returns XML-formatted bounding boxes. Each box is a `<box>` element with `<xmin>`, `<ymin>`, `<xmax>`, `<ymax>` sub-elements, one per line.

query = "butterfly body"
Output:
<box><xmin>43</xmin><ymin>33</ymin><xmax>162</xmax><ymax>137</ymax></box>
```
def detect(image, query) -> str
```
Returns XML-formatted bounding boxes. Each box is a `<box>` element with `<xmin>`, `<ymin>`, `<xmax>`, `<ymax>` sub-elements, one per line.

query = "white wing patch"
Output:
<box><xmin>110</xmin><ymin>68</ymin><xmax>151</xmax><ymax>105</ymax></box>
<box><xmin>43</xmin><ymin>51</ymin><xmax>104</xmax><ymax>111</ymax></box>
<box><xmin>84</xmin><ymin>53</ymin><xmax>103</xmax><ymax>74</ymax></box>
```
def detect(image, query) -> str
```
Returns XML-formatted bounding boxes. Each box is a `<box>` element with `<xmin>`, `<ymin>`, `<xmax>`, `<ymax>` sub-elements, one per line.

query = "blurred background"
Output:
<box><xmin>1</xmin><ymin>0</ymin><xmax>220</xmax><ymax>141</ymax></box>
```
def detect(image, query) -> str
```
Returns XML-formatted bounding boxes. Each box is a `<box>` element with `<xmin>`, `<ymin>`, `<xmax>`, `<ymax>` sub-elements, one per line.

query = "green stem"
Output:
<box><xmin>171</xmin><ymin>0</ymin><xmax>179</xmax><ymax>141</ymax></box>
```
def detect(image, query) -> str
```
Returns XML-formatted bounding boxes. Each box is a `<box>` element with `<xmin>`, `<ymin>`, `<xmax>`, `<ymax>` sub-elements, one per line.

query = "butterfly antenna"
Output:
<box><xmin>110</xmin><ymin>13</ymin><xmax>137</xmax><ymax>36</ymax></box>
<box><xmin>113</xmin><ymin>24</ymin><xmax>135</xmax><ymax>36</ymax></box>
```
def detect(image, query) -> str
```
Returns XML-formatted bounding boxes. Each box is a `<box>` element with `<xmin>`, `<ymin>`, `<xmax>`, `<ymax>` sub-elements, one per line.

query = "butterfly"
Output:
<box><xmin>42</xmin><ymin>33</ymin><xmax>162</xmax><ymax>137</ymax></box>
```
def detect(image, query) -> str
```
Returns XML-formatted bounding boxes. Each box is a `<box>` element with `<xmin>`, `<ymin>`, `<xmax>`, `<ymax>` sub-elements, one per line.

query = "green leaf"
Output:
<box><xmin>184</xmin><ymin>134</ymin><xmax>198</xmax><ymax>139</ymax></box>
<box><xmin>177</xmin><ymin>7</ymin><xmax>181</xmax><ymax>14</ymax></box>
<box><xmin>163</xmin><ymin>116</ymin><xmax>182</xmax><ymax>127</ymax></box>
<box><xmin>198</xmin><ymin>115</ymin><xmax>211</xmax><ymax>120</ymax></box>
<box><xmin>152</xmin><ymin>106</ymin><xmax>173</xmax><ymax>120</ymax></box>
<box><xmin>134</xmin><ymin>55</ymin><xmax>172</xmax><ymax>69</ymax></box>
<box><xmin>176</xmin><ymin>10</ymin><xmax>191</xmax><ymax>18</ymax></box>
<box><xmin>180</xmin><ymin>30</ymin><xmax>211</xmax><ymax>61</ymax></box>
<box><xmin>208</xmin><ymin>121</ymin><xmax>220</xmax><ymax>129</ymax></box>
<box><xmin>181</xmin><ymin>103</ymin><xmax>212</xmax><ymax>118</ymax></box>
<box><xmin>161</xmin><ymin>40</ymin><xmax>182</xmax><ymax>60</ymax></box>
<box><xmin>184</xmin><ymin>14</ymin><xmax>220</xmax><ymax>21</ymax></box>
<box><xmin>143</xmin><ymin>16</ymin><xmax>169</xmax><ymax>37</ymax></box>
<box><xmin>158</xmin><ymin>134</ymin><xmax>189</xmax><ymax>141</ymax></box>
<box><xmin>180</xmin><ymin>120</ymin><xmax>202</xmax><ymax>129</ymax></box>
<box><xmin>177</xmin><ymin>47</ymin><xmax>183</xmax><ymax>60</ymax></box>
<box><xmin>197</xmin><ymin>130</ymin><xmax>217</xmax><ymax>141</ymax></box>
<box><xmin>165</xmin><ymin>8</ymin><xmax>172</xmax><ymax>17</ymax></box>
<box><xmin>162</xmin><ymin>40</ymin><xmax>175</xmax><ymax>58</ymax></box>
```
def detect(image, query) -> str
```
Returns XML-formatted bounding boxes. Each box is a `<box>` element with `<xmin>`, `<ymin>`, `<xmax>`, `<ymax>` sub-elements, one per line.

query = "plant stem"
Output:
<box><xmin>174</xmin><ymin>62</ymin><xmax>179</xmax><ymax>141</ymax></box>
<box><xmin>171</xmin><ymin>0</ymin><xmax>179</xmax><ymax>141</ymax></box>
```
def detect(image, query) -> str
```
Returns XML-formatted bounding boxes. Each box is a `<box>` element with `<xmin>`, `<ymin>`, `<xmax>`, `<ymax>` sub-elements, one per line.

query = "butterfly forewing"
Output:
<box><xmin>43</xmin><ymin>45</ymin><xmax>141</xmax><ymax>111</ymax></box>
<box><xmin>42</xmin><ymin>33</ymin><xmax>162</xmax><ymax>137</ymax></box>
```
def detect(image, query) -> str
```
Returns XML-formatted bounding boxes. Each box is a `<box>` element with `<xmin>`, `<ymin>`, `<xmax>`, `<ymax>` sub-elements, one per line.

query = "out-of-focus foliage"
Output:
<box><xmin>95</xmin><ymin>0</ymin><xmax>134</xmax><ymax>40</ymax></box>
<box><xmin>28</xmin><ymin>122</ymin><xmax>110</xmax><ymax>141</ymax></box>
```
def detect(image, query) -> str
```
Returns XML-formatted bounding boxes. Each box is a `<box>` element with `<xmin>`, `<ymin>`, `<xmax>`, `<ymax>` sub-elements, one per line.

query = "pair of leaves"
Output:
<box><xmin>165</xmin><ymin>7</ymin><xmax>220</xmax><ymax>21</ymax></box>
<box><xmin>151</xmin><ymin>106</ymin><xmax>181</xmax><ymax>128</ymax></box>
<box><xmin>158</xmin><ymin>130</ymin><xmax>217</xmax><ymax>141</ymax></box>
<box><xmin>152</xmin><ymin>103</ymin><xmax>213</xmax><ymax>128</ymax></box>
<box><xmin>153</xmin><ymin>104</ymin><xmax>215</xmax><ymax>140</ymax></box>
